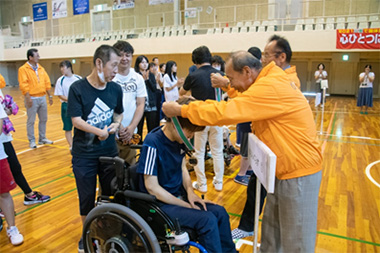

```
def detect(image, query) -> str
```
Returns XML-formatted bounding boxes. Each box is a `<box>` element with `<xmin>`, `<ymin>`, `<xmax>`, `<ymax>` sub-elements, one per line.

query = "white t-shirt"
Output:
<box><xmin>359</xmin><ymin>72</ymin><xmax>375</xmax><ymax>88</ymax></box>
<box><xmin>315</xmin><ymin>70</ymin><xmax>328</xmax><ymax>83</ymax></box>
<box><xmin>0</xmin><ymin>89</ymin><xmax>12</xmax><ymax>143</ymax></box>
<box><xmin>0</xmin><ymin>101</ymin><xmax>7</xmax><ymax>160</ymax></box>
<box><xmin>113</xmin><ymin>69</ymin><xmax>147</xmax><ymax>130</ymax></box>
<box><xmin>164</xmin><ymin>74</ymin><xmax>179</xmax><ymax>102</ymax></box>
<box><xmin>54</xmin><ymin>74</ymin><xmax>82</xmax><ymax>102</ymax></box>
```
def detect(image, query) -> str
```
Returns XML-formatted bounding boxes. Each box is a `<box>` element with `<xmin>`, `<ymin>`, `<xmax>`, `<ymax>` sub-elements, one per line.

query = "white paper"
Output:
<box><xmin>248</xmin><ymin>133</ymin><xmax>277</xmax><ymax>193</ymax></box>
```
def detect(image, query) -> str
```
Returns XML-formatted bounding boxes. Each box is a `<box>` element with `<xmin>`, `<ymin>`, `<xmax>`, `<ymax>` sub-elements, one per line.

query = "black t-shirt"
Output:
<box><xmin>182</xmin><ymin>65</ymin><xmax>224</xmax><ymax>101</ymax></box>
<box><xmin>67</xmin><ymin>78</ymin><xmax>123</xmax><ymax>158</ymax></box>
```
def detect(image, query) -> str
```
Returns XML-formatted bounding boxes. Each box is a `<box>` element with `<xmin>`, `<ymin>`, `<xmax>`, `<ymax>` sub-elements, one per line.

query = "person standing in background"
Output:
<box><xmin>0</xmin><ymin>74</ymin><xmax>51</xmax><ymax>207</ymax></box>
<box><xmin>18</xmin><ymin>48</ymin><xmax>54</xmax><ymax>149</ymax></box>
<box><xmin>163</xmin><ymin>61</ymin><xmax>184</xmax><ymax>102</ymax></box>
<box><xmin>357</xmin><ymin>64</ymin><xmax>375</xmax><ymax>114</ymax></box>
<box><xmin>54</xmin><ymin>61</ymin><xmax>81</xmax><ymax>149</ymax></box>
<box><xmin>113</xmin><ymin>41</ymin><xmax>147</xmax><ymax>165</ymax></box>
<box><xmin>314</xmin><ymin>63</ymin><xmax>328</xmax><ymax>107</ymax></box>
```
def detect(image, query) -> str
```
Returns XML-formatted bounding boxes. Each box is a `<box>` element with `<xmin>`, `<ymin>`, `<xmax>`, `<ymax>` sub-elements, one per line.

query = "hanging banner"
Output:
<box><xmin>52</xmin><ymin>0</ymin><xmax>68</xmax><ymax>19</ymax></box>
<box><xmin>113</xmin><ymin>0</ymin><xmax>135</xmax><ymax>10</ymax></box>
<box><xmin>73</xmin><ymin>0</ymin><xmax>89</xmax><ymax>15</ymax></box>
<box><xmin>336</xmin><ymin>28</ymin><xmax>380</xmax><ymax>49</ymax></box>
<box><xmin>33</xmin><ymin>2</ymin><xmax>48</xmax><ymax>21</ymax></box>
<box><xmin>149</xmin><ymin>0</ymin><xmax>173</xmax><ymax>5</ymax></box>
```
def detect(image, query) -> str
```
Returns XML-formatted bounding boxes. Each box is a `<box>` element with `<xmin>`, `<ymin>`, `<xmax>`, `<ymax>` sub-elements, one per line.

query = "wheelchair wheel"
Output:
<box><xmin>83</xmin><ymin>203</ymin><xmax>161</xmax><ymax>253</ymax></box>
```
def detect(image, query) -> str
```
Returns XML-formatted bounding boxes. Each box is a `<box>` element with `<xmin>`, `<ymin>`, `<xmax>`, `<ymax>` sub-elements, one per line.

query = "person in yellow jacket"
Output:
<box><xmin>163</xmin><ymin>51</ymin><xmax>323</xmax><ymax>252</ymax></box>
<box><xmin>0</xmin><ymin>74</ymin><xmax>5</xmax><ymax>89</ymax></box>
<box><xmin>18</xmin><ymin>48</ymin><xmax>54</xmax><ymax>148</ymax></box>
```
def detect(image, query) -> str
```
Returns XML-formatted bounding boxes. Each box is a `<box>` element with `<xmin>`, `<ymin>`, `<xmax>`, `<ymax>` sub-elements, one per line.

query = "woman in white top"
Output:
<box><xmin>357</xmin><ymin>64</ymin><xmax>375</xmax><ymax>114</ymax></box>
<box><xmin>314</xmin><ymin>63</ymin><xmax>328</xmax><ymax>107</ymax></box>
<box><xmin>163</xmin><ymin>61</ymin><xmax>184</xmax><ymax>102</ymax></box>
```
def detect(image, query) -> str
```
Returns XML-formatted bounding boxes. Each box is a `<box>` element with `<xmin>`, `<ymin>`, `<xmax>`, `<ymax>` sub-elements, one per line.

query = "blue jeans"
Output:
<box><xmin>160</xmin><ymin>203</ymin><xmax>236</xmax><ymax>253</ymax></box>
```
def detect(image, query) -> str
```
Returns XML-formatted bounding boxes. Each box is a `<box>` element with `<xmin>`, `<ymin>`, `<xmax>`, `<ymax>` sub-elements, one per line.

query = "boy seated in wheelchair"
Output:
<box><xmin>137</xmin><ymin>97</ymin><xmax>236</xmax><ymax>253</ymax></box>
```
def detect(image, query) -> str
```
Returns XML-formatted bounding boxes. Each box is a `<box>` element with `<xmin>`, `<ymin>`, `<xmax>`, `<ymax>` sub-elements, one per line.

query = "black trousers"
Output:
<box><xmin>137</xmin><ymin>111</ymin><xmax>159</xmax><ymax>142</ymax></box>
<box><xmin>238</xmin><ymin>174</ymin><xmax>267</xmax><ymax>232</ymax></box>
<box><xmin>4</xmin><ymin>141</ymin><xmax>33</xmax><ymax>194</ymax></box>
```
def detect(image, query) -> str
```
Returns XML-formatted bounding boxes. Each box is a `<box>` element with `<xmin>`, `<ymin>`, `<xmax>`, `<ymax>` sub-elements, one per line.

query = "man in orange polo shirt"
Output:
<box><xmin>163</xmin><ymin>51</ymin><xmax>322</xmax><ymax>252</ymax></box>
<box><xmin>18</xmin><ymin>48</ymin><xmax>54</xmax><ymax>149</ymax></box>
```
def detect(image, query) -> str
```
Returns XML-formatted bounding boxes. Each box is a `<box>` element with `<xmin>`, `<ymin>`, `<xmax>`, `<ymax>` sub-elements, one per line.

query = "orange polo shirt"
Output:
<box><xmin>18</xmin><ymin>62</ymin><xmax>51</xmax><ymax>97</ymax></box>
<box><xmin>182</xmin><ymin>62</ymin><xmax>322</xmax><ymax>180</ymax></box>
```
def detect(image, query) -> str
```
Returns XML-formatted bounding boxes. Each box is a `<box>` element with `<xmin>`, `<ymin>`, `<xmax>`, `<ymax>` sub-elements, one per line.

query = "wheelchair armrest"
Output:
<box><xmin>124</xmin><ymin>190</ymin><xmax>157</xmax><ymax>203</ymax></box>
<box><xmin>130</xmin><ymin>144</ymin><xmax>143</xmax><ymax>149</ymax></box>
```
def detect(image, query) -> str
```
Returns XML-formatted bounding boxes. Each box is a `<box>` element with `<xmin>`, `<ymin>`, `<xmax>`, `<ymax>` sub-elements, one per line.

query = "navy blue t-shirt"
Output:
<box><xmin>182</xmin><ymin>65</ymin><xmax>224</xmax><ymax>101</ymax></box>
<box><xmin>67</xmin><ymin>78</ymin><xmax>123</xmax><ymax>158</ymax></box>
<box><xmin>137</xmin><ymin>126</ymin><xmax>186</xmax><ymax>197</ymax></box>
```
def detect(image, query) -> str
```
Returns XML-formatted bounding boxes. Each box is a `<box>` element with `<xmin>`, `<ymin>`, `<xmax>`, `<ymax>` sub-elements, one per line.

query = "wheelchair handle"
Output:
<box><xmin>123</xmin><ymin>190</ymin><xmax>157</xmax><ymax>203</ymax></box>
<box><xmin>130</xmin><ymin>144</ymin><xmax>143</xmax><ymax>149</ymax></box>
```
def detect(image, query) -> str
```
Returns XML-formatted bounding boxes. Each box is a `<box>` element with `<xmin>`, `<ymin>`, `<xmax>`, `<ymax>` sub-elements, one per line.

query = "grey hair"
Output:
<box><xmin>229</xmin><ymin>50</ymin><xmax>262</xmax><ymax>73</ymax></box>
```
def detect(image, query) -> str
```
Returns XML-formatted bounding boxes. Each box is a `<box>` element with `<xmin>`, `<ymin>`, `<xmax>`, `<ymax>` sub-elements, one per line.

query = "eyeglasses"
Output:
<box><xmin>262</xmin><ymin>51</ymin><xmax>283</xmax><ymax>58</ymax></box>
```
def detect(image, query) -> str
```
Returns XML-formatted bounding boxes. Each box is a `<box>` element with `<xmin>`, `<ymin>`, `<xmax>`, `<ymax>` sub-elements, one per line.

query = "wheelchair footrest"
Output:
<box><xmin>166</xmin><ymin>231</ymin><xmax>189</xmax><ymax>246</ymax></box>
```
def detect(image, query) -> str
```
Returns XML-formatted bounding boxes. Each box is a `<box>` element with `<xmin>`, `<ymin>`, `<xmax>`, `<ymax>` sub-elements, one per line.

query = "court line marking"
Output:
<box><xmin>227</xmin><ymin>212</ymin><xmax>380</xmax><ymax>247</ymax></box>
<box><xmin>8</xmin><ymin>109</ymin><xmax>27</xmax><ymax>120</ymax></box>
<box><xmin>321</xmin><ymin>139</ymin><xmax>380</xmax><ymax>147</ymax></box>
<box><xmin>365</xmin><ymin>160</ymin><xmax>380</xmax><ymax>188</ymax></box>
<box><xmin>14</xmin><ymin>138</ymin><xmax>68</xmax><ymax>155</ymax></box>
<box><xmin>321</xmin><ymin>102</ymin><xmax>337</xmax><ymax>153</ymax></box>
<box><xmin>320</xmin><ymin>134</ymin><xmax>380</xmax><ymax>142</ymax></box>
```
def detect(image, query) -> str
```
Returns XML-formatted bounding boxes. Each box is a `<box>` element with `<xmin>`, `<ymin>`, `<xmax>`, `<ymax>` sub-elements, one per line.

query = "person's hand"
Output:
<box><xmin>98</xmin><ymin>125</ymin><xmax>109</xmax><ymax>141</ymax></box>
<box><xmin>26</xmin><ymin>97</ymin><xmax>33</xmax><ymax>108</ymax></box>
<box><xmin>211</xmin><ymin>73</ymin><xmax>228</xmax><ymax>88</ymax></box>
<box><xmin>119</xmin><ymin>125</ymin><xmax>134</xmax><ymax>143</ymax></box>
<box><xmin>49</xmin><ymin>96</ymin><xmax>53</xmax><ymax>106</ymax></box>
<box><xmin>187</xmin><ymin>191</ymin><xmax>207</xmax><ymax>211</ymax></box>
<box><xmin>162</xmin><ymin>101</ymin><xmax>182</xmax><ymax>118</ymax></box>
<box><xmin>107</xmin><ymin>122</ymin><xmax>120</xmax><ymax>135</ymax></box>
<box><xmin>4</xmin><ymin>107</ymin><xmax>12</xmax><ymax>116</ymax></box>
<box><xmin>177</xmin><ymin>78</ymin><xmax>185</xmax><ymax>87</ymax></box>
<box><xmin>142</xmin><ymin>70</ymin><xmax>149</xmax><ymax>80</ymax></box>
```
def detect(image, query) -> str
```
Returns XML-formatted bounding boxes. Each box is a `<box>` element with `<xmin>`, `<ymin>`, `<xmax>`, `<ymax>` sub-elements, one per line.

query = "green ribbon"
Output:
<box><xmin>171</xmin><ymin>117</ymin><xmax>194</xmax><ymax>151</ymax></box>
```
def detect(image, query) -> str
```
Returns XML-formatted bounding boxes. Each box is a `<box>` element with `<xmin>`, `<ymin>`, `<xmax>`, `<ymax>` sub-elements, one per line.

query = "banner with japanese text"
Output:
<box><xmin>113</xmin><ymin>0</ymin><xmax>135</xmax><ymax>10</ymax></box>
<box><xmin>336</xmin><ymin>28</ymin><xmax>380</xmax><ymax>49</ymax></box>
<box><xmin>33</xmin><ymin>2</ymin><xmax>48</xmax><ymax>21</ymax></box>
<box><xmin>73</xmin><ymin>0</ymin><xmax>89</xmax><ymax>15</ymax></box>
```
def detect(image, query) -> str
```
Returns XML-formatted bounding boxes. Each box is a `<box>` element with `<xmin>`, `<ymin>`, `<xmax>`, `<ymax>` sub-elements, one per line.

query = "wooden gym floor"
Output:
<box><xmin>0</xmin><ymin>86</ymin><xmax>379</xmax><ymax>252</ymax></box>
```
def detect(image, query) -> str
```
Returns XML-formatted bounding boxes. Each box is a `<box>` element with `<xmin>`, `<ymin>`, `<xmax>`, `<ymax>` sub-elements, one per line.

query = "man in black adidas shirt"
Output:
<box><xmin>67</xmin><ymin>45</ymin><xmax>123</xmax><ymax>252</ymax></box>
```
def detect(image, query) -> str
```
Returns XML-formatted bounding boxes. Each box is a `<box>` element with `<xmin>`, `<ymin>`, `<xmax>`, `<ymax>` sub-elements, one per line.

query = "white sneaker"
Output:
<box><xmin>213</xmin><ymin>177</ymin><xmax>223</xmax><ymax>191</ymax></box>
<box><xmin>7</xmin><ymin>226</ymin><xmax>24</xmax><ymax>246</ymax></box>
<box><xmin>192</xmin><ymin>181</ymin><xmax>207</xmax><ymax>193</ymax></box>
<box><xmin>38</xmin><ymin>138</ymin><xmax>53</xmax><ymax>145</ymax></box>
<box><xmin>29</xmin><ymin>141</ymin><xmax>37</xmax><ymax>149</ymax></box>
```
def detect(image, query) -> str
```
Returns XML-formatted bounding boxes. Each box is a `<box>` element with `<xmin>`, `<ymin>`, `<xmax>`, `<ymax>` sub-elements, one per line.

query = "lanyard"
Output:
<box><xmin>215</xmin><ymin>87</ymin><xmax>222</xmax><ymax>102</ymax></box>
<box><xmin>171</xmin><ymin>116</ymin><xmax>193</xmax><ymax>151</ymax></box>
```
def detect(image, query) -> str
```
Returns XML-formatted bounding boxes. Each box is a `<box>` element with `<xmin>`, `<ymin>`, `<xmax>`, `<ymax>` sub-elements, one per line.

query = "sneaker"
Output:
<box><xmin>38</xmin><ymin>138</ymin><xmax>53</xmax><ymax>145</ymax></box>
<box><xmin>7</xmin><ymin>226</ymin><xmax>24</xmax><ymax>246</ymax></box>
<box><xmin>364</xmin><ymin>111</ymin><xmax>368</xmax><ymax>115</ymax></box>
<box><xmin>246</xmin><ymin>170</ymin><xmax>253</xmax><ymax>176</ymax></box>
<box><xmin>24</xmin><ymin>191</ymin><xmax>51</xmax><ymax>205</ymax></box>
<box><xmin>29</xmin><ymin>141</ymin><xmax>37</xmax><ymax>149</ymax></box>
<box><xmin>234</xmin><ymin>175</ymin><xmax>249</xmax><ymax>186</ymax></box>
<box><xmin>228</xmin><ymin>145</ymin><xmax>240</xmax><ymax>155</ymax></box>
<box><xmin>78</xmin><ymin>237</ymin><xmax>84</xmax><ymax>253</ymax></box>
<box><xmin>235</xmin><ymin>143</ymin><xmax>241</xmax><ymax>148</ymax></box>
<box><xmin>192</xmin><ymin>181</ymin><xmax>207</xmax><ymax>193</ymax></box>
<box><xmin>231</xmin><ymin>228</ymin><xmax>254</xmax><ymax>240</ymax></box>
<box><xmin>212</xmin><ymin>177</ymin><xmax>223</xmax><ymax>191</ymax></box>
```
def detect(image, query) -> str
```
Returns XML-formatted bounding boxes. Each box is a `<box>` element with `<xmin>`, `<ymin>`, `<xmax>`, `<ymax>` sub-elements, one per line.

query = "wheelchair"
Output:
<box><xmin>82</xmin><ymin>154</ymin><xmax>208</xmax><ymax>253</ymax></box>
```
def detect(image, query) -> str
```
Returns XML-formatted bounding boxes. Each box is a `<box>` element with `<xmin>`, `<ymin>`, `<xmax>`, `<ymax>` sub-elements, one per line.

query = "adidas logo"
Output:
<box><xmin>86</xmin><ymin>98</ymin><xmax>114</xmax><ymax>127</ymax></box>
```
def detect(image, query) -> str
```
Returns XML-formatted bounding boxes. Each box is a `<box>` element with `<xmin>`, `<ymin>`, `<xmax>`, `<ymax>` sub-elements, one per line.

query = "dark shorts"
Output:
<box><xmin>61</xmin><ymin>102</ymin><xmax>73</xmax><ymax>131</ymax></box>
<box><xmin>240</xmin><ymin>132</ymin><xmax>249</xmax><ymax>158</ymax></box>
<box><xmin>0</xmin><ymin>159</ymin><xmax>17</xmax><ymax>194</ymax></box>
